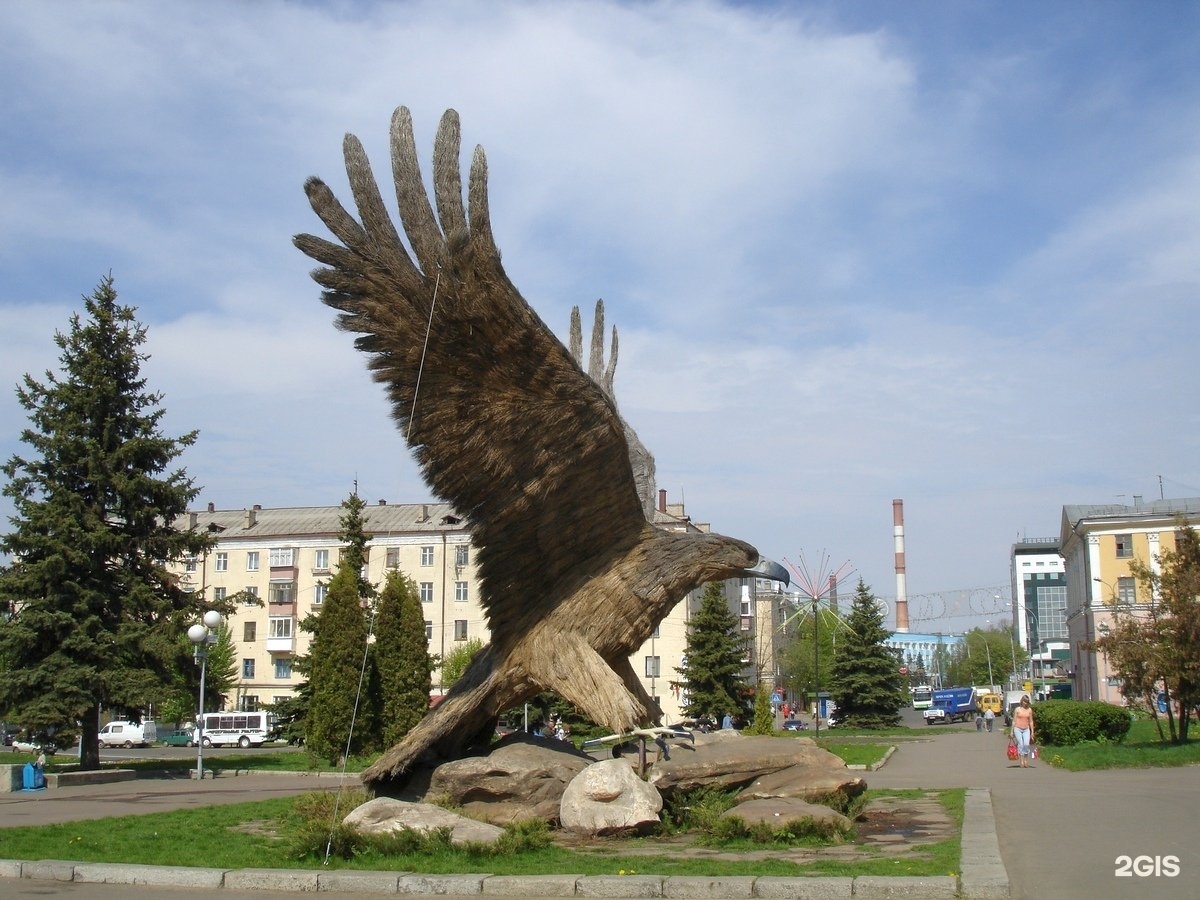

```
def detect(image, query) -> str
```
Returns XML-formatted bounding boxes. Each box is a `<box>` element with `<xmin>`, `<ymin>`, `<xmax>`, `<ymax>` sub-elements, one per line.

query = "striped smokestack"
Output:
<box><xmin>893</xmin><ymin>498</ymin><xmax>909</xmax><ymax>633</ymax></box>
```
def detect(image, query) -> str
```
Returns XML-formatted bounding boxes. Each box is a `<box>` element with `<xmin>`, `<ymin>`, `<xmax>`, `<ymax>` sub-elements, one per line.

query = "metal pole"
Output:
<box><xmin>196</xmin><ymin>647</ymin><xmax>207</xmax><ymax>781</ymax></box>
<box><xmin>812</xmin><ymin>596</ymin><xmax>820</xmax><ymax>738</ymax></box>
<box><xmin>984</xmin><ymin>640</ymin><xmax>994</xmax><ymax>693</ymax></box>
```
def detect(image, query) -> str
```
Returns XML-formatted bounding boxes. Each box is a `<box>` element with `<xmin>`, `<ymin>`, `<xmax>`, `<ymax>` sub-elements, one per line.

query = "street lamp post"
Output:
<box><xmin>187</xmin><ymin>610</ymin><xmax>222</xmax><ymax>781</ymax></box>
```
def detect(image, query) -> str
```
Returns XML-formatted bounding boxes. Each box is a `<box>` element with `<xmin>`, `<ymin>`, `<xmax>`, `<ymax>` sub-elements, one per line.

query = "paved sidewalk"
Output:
<box><xmin>870</xmin><ymin>727</ymin><xmax>1197</xmax><ymax>899</ymax></box>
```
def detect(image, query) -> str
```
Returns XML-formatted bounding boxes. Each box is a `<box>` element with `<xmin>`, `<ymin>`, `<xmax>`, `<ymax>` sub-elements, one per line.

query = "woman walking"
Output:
<box><xmin>1011</xmin><ymin>695</ymin><xmax>1035</xmax><ymax>767</ymax></box>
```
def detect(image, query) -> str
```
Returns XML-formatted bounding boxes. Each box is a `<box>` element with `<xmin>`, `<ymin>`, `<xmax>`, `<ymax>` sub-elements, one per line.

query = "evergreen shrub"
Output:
<box><xmin>1034</xmin><ymin>700</ymin><xmax>1132</xmax><ymax>746</ymax></box>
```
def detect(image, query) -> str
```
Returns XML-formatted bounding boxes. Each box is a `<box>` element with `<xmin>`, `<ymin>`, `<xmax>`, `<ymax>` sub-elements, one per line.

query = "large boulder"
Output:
<box><xmin>738</xmin><ymin>761</ymin><xmax>866</xmax><ymax>806</ymax></box>
<box><xmin>560</xmin><ymin>758</ymin><xmax>663</xmax><ymax>835</ymax></box>
<box><xmin>408</xmin><ymin>735</ymin><xmax>593</xmax><ymax>825</ymax></box>
<box><xmin>726</xmin><ymin>797</ymin><xmax>853</xmax><ymax>833</ymax></box>
<box><xmin>343</xmin><ymin>798</ymin><xmax>505</xmax><ymax>844</ymax></box>
<box><xmin>647</xmin><ymin>733</ymin><xmax>864</xmax><ymax>802</ymax></box>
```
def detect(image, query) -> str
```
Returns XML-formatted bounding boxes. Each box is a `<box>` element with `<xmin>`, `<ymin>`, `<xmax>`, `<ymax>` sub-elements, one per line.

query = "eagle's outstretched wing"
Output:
<box><xmin>295</xmin><ymin>108</ymin><xmax>645</xmax><ymax>640</ymax></box>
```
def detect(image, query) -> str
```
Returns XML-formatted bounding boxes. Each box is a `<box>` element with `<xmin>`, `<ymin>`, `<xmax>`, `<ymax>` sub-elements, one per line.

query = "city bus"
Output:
<box><xmin>911</xmin><ymin>685</ymin><xmax>933</xmax><ymax>710</ymax></box>
<box><xmin>193</xmin><ymin>712</ymin><xmax>271</xmax><ymax>748</ymax></box>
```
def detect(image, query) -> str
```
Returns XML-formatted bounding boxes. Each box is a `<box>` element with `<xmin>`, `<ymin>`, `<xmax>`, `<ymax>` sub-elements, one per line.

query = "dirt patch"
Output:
<box><xmin>551</xmin><ymin>791</ymin><xmax>955</xmax><ymax>865</ymax></box>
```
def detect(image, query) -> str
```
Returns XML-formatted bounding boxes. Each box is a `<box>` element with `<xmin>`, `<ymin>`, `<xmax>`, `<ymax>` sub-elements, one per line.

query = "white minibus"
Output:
<box><xmin>194</xmin><ymin>712</ymin><xmax>270</xmax><ymax>748</ymax></box>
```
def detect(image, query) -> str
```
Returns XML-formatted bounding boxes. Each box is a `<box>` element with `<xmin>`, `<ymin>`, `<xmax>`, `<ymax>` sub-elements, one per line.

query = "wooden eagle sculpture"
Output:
<box><xmin>295</xmin><ymin>107</ymin><xmax>788</xmax><ymax>789</ymax></box>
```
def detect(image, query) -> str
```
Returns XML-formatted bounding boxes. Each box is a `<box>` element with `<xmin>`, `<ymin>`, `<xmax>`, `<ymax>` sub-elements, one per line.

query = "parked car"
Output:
<box><xmin>0</xmin><ymin>723</ymin><xmax>19</xmax><ymax>746</ymax></box>
<box><xmin>160</xmin><ymin>728</ymin><xmax>195</xmax><ymax>747</ymax></box>
<box><xmin>11</xmin><ymin>738</ymin><xmax>54</xmax><ymax>755</ymax></box>
<box><xmin>781</xmin><ymin>719</ymin><xmax>809</xmax><ymax>731</ymax></box>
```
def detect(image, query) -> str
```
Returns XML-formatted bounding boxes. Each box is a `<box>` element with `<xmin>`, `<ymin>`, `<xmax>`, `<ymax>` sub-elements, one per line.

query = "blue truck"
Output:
<box><xmin>923</xmin><ymin>687</ymin><xmax>977</xmax><ymax>725</ymax></box>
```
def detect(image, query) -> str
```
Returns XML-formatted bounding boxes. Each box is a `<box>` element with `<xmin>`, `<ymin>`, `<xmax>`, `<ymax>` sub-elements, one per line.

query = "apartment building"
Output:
<box><xmin>173</xmin><ymin>492</ymin><xmax>772</xmax><ymax>724</ymax></box>
<box><xmin>1059</xmin><ymin>497</ymin><xmax>1200</xmax><ymax>703</ymax></box>
<box><xmin>175</xmin><ymin>500</ymin><xmax>477</xmax><ymax>713</ymax></box>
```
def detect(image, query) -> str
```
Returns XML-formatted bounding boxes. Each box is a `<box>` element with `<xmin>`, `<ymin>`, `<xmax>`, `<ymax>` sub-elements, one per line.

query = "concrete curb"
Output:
<box><xmin>2</xmin><ymin>863</ymin><xmax>1002</xmax><ymax>898</ymax></box>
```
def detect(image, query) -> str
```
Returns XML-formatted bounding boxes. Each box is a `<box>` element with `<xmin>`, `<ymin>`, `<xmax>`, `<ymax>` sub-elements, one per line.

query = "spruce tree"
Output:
<box><xmin>304</xmin><ymin>493</ymin><xmax>376</xmax><ymax>761</ymax></box>
<box><xmin>678</xmin><ymin>582</ymin><xmax>751</xmax><ymax>723</ymax></box>
<box><xmin>828</xmin><ymin>580</ymin><xmax>907</xmax><ymax>728</ymax></box>
<box><xmin>0</xmin><ymin>276</ymin><xmax>210</xmax><ymax>768</ymax></box>
<box><xmin>374</xmin><ymin>570</ymin><xmax>433</xmax><ymax>746</ymax></box>
<box><xmin>305</xmin><ymin>564</ymin><xmax>372</xmax><ymax>761</ymax></box>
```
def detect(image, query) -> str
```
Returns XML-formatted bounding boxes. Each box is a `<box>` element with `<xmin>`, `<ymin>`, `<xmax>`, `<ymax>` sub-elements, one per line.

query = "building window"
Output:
<box><xmin>246</xmin><ymin>551</ymin><xmax>260</xmax><ymax>571</ymax></box>
<box><xmin>455</xmin><ymin>545</ymin><xmax>469</xmax><ymax>567</ymax></box>
<box><xmin>215</xmin><ymin>552</ymin><xmax>228</xmax><ymax>572</ymax></box>
<box><xmin>269</xmin><ymin>547</ymin><xmax>294</xmax><ymax>567</ymax></box>
<box><xmin>269</xmin><ymin>617</ymin><xmax>293</xmax><ymax>639</ymax></box>
<box><xmin>420</xmin><ymin>582</ymin><xmax>434</xmax><ymax>603</ymax></box>
<box><xmin>421</xmin><ymin>546</ymin><xmax>434</xmax><ymax>566</ymax></box>
<box><xmin>651</xmin><ymin>625</ymin><xmax>660</xmax><ymax>639</ymax></box>
<box><xmin>1115</xmin><ymin>534</ymin><xmax>1133</xmax><ymax>558</ymax></box>
<box><xmin>274</xmin><ymin>658</ymin><xmax>292</xmax><ymax>679</ymax></box>
<box><xmin>455</xmin><ymin>581</ymin><xmax>468</xmax><ymax>603</ymax></box>
<box><xmin>1117</xmin><ymin>576</ymin><xmax>1136</xmax><ymax>605</ymax></box>
<box><xmin>184</xmin><ymin>555</ymin><xmax>197</xmax><ymax>573</ymax></box>
<box><xmin>242</xmin><ymin>658</ymin><xmax>255</xmax><ymax>678</ymax></box>
<box><xmin>213</xmin><ymin>587</ymin><xmax>227</xmax><ymax>603</ymax></box>
<box><xmin>240</xmin><ymin>695</ymin><xmax>260</xmax><ymax>712</ymax></box>
<box><xmin>386</xmin><ymin>547</ymin><xmax>400</xmax><ymax>568</ymax></box>
<box><xmin>454</xmin><ymin>620</ymin><xmax>468</xmax><ymax>641</ymax></box>
<box><xmin>425</xmin><ymin>620</ymin><xmax>433</xmax><ymax>640</ymax></box>
<box><xmin>243</xmin><ymin>622</ymin><xmax>256</xmax><ymax>642</ymax></box>
<box><xmin>313</xmin><ymin>583</ymin><xmax>326</xmax><ymax>606</ymax></box>
<box><xmin>645</xmin><ymin>656</ymin><xmax>661</xmax><ymax>678</ymax></box>
<box><xmin>269</xmin><ymin>581</ymin><xmax>295</xmax><ymax>604</ymax></box>
<box><xmin>313</xmin><ymin>549</ymin><xmax>330</xmax><ymax>571</ymax></box>
<box><xmin>244</xmin><ymin>586</ymin><xmax>259</xmax><ymax>604</ymax></box>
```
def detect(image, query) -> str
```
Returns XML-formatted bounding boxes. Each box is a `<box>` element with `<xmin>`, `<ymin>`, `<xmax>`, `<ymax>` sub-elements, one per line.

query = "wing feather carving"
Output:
<box><xmin>296</xmin><ymin>108</ymin><xmax>645</xmax><ymax>640</ymax></box>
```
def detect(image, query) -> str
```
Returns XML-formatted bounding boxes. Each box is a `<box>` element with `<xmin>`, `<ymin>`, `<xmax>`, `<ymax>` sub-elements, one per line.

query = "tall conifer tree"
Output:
<box><xmin>678</xmin><ymin>582</ymin><xmax>751</xmax><ymax>723</ymax></box>
<box><xmin>304</xmin><ymin>493</ymin><xmax>375</xmax><ymax>761</ymax></box>
<box><xmin>0</xmin><ymin>277</ymin><xmax>209</xmax><ymax>767</ymax></box>
<box><xmin>373</xmin><ymin>570</ymin><xmax>433</xmax><ymax>746</ymax></box>
<box><xmin>828</xmin><ymin>580</ymin><xmax>907</xmax><ymax>728</ymax></box>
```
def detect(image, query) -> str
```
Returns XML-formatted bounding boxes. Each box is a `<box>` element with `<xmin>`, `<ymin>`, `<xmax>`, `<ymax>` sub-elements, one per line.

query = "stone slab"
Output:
<box><xmin>397</xmin><ymin>872</ymin><xmax>489</xmax><ymax>894</ymax></box>
<box><xmin>45</xmin><ymin>769</ymin><xmax>137</xmax><ymax>788</ymax></box>
<box><xmin>576</xmin><ymin>874</ymin><xmax>665</xmax><ymax>897</ymax></box>
<box><xmin>483</xmin><ymin>874</ymin><xmax>584</xmax><ymax>895</ymax></box>
<box><xmin>853</xmin><ymin>875</ymin><xmax>958</xmax><ymax>898</ymax></box>
<box><xmin>224</xmin><ymin>867</ymin><xmax>320</xmax><ymax>891</ymax></box>
<box><xmin>751</xmin><ymin>876</ymin><xmax>853</xmax><ymax>898</ymax></box>
<box><xmin>73</xmin><ymin>862</ymin><xmax>226</xmax><ymax>887</ymax></box>
<box><xmin>664</xmin><ymin>875</ymin><xmax>755</xmax><ymax>897</ymax></box>
<box><xmin>317</xmin><ymin>869</ymin><xmax>404</xmax><ymax>893</ymax></box>
<box><xmin>21</xmin><ymin>860</ymin><xmax>77</xmax><ymax>882</ymax></box>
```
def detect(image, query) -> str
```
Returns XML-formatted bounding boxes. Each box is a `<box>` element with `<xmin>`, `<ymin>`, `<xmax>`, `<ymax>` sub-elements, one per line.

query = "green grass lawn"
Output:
<box><xmin>0</xmin><ymin>787</ymin><xmax>964</xmax><ymax>879</ymax></box>
<box><xmin>1044</xmin><ymin>718</ymin><xmax>1200</xmax><ymax>771</ymax></box>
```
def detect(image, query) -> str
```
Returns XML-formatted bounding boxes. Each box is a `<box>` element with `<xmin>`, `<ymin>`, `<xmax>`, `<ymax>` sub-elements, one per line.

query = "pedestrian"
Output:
<box><xmin>34</xmin><ymin>749</ymin><xmax>46</xmax><ymax>774</ymax></box>
<box><xmin>984</xmin><ymin>707</ymin><xmax>995</xmax><ymax>732</ymax></box>
<box><xmin>722</xmin><ymin>712</ymin><xmax>733</xmax><ymax>730</ymax></box>
<box><xmin>1011</xmin><ymin>695</ymin><xmax>1035</xmax><ymax>767</ymax></box>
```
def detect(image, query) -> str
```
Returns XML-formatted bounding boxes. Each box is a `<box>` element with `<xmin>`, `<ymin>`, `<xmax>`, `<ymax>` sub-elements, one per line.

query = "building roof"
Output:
<box><xmin>1062</xmin><ymin>497</ymin><xmax>1200</xmax><ymax>530</ymax></box>
<box><xmin>174</xmin><ymin>501</ymin><xmax>468</xmax><ymax>541</ymax></box>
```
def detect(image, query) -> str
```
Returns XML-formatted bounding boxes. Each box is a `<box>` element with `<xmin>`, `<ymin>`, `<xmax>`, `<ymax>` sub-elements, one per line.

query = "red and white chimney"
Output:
<box><xmin>893</xmin><ymin>499</ymin><xmax>909</xmax><ymax>633</ymax></box>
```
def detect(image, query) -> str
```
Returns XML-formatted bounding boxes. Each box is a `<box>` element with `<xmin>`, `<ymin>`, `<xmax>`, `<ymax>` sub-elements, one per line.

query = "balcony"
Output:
<box><xmin>266</xmin><ymin>635</ymin><xmax>295</xmax><ymax>653</ymax></box>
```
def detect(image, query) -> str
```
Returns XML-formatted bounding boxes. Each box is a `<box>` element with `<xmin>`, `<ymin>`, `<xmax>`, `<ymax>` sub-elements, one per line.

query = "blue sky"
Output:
<box><xmin>2</xmin><ymin>1</ymin><xmax>1198</xmax><ymax>631</ymax></box>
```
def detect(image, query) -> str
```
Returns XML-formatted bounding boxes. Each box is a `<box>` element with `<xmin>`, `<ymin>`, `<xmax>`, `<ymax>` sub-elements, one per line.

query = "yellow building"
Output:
<box><xmin>1059</xmin><ymin>497</ymin><xmax>1200</xmax><ymax>704</ymax></box>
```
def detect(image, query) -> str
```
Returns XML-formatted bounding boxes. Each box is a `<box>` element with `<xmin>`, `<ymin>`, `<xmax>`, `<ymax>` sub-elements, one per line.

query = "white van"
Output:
<box><xmin>98</xmin><ymin>720</ymin><xmax>158</xmax><ymax>748</ymax></box>
<box><xmin>194</xmin><ymin>712</ymin><xmax>270</xmax><ymax>748</ymax></box>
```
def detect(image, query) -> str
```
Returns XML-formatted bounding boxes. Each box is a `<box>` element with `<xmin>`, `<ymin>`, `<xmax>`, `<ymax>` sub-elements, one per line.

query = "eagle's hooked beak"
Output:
<box><xmin>744</xmin><ymin>557</ymin><xmax>790</xmax><ymax>586</ymax></box>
